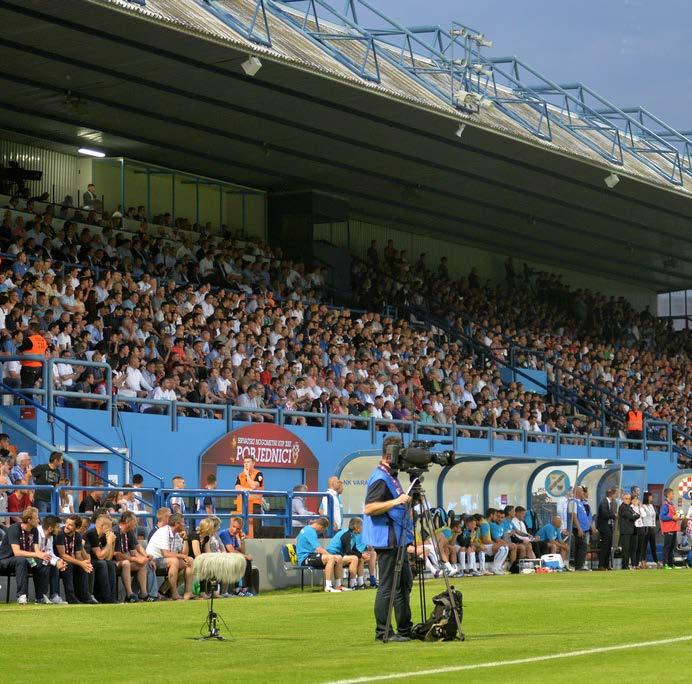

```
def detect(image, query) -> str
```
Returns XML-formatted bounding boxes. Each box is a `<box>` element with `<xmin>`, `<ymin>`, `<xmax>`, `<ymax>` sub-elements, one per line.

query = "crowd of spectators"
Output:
<box><xmin>0</xmin><ymin>190</ymin><xmax>689</xmax><ymax>470</ymax></box>
<box><xmin>353</xmin><ymin>241</ymin><xmax>691</xmax><ymax>461</ymax></box>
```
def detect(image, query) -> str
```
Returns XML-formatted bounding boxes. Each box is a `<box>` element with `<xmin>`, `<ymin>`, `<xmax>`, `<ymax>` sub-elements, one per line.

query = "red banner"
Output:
<box><xmin>200</xmin><ymin>424</ymin><xmax>319</xmax><ymax>490</ymax></box>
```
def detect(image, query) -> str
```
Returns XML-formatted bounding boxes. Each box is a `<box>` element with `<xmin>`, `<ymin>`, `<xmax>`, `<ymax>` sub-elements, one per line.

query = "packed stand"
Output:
<box><xmin>352</xmin><ymin>241</ymin><xmax>691</xmax><ymax>460</ymax></box>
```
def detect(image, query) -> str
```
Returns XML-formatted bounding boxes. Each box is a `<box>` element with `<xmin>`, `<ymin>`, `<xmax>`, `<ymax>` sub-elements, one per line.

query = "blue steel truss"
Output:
<box><xmin>202</xmin><ymin>0</ymin><xmax>689</xmax><ymax>186</ymax></box>
<box><xmin>198</xmin><ymin>0</ymin><xmax>272</xmax><ymax>48</ymax></box>
<box><xmin>549</xmin><ymin>83</ymin><xmax>683</xmax><ymax>185</ymax></box>
<box><xmin>269</xmin><ymin>0</ymin><xmax>380</xmax><ymax>81</ymax></box>
<box><xmin>607</xmin><ymin>106</ymin><xmax>692</xmax><ymax>179</ymax></box>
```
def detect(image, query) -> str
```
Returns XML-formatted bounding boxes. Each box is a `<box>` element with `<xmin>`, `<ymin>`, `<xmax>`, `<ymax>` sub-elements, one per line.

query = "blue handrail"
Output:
<box><xmin>0</xmin><ymin>379</ymin><xmax>163</xmax><ymax>486</ymax></box>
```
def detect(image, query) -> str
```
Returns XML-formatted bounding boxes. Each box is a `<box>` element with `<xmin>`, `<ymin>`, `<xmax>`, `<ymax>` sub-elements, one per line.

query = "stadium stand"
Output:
<box><xmin>0</xmin><ymin>0</ymin><xmax>690</xmax><ymax>605</ymax></box>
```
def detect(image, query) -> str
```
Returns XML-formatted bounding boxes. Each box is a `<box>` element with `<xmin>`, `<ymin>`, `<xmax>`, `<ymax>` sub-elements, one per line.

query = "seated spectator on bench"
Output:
<box><xmin>291</xmin><ymin>484</ymin><xmax>312</xmax><ymax>531</ymax></box>
<box><xmin>0</xmin><ymin>506</ymin><xmax>51</xmax><ymax>604</ymax></box>
<box><xmin>37</xmin><ymin>514</ymin><xmax>68</xmax><ymax>604</ymax></box>
<box><xmin>510</xmin><ymin>506</ymin><xmax>537</xmax><ymax>560</ymax></box>
<box><xmin>114</xmin><ymin>511</ymin><xmax>150</xmax><ymax>603</ymax></box>
<box><xmin>145</xmin><ymin>512</ymin><xmax>193</xmax><ymax>600</ymax></box>
<box><xmin>536</xmin><ymin>516</ymin><xmax>569</xmax><ymax>562</ymax></box>
<box><xmin>479</xmin><ymin>511</ymin><xmax>509</xmax><ymax>575</ymax></box>
<box><xmin>220</xmin><ymin>516</ymin><xmax>257</xmax><ymax>596</ymax></box>
<box><xmin>85</xmin><ymin>514</ymin><xmax>118</xmax><ymax>603</ymax></box>
<box><xmin>9</xmin><ymin>452</ymin><xmax>31</xmax><ymax>485</ymax></box>
<box><xmin>326</xmin><ymin>517</ymin><xmax>367</xmax><ymax>589</ymax></box>
<box><xmin>296</xmin><ymin>516</ymin><xmax>348</xmax><ymax>592</ymax></box>
<box><xmin>147</xmin><ymin>506</ymin><xmax>171</xmax><ymax>542</ymax></box>
<box><xmin>7</xmin><ymin>477</ymin><xmax>33</xmax><ymax>524</ymax></box>
<box><xmin>55</xmin><ymin>514</ymin><xmax>96</xmax><ymax>604</ymax></box>
<box><xmin>78</xmin><ymin>489</ymin><xmax>103</xmax><ymax>515</ymax></box>
<box><xmin>189</xmin><ymin>516</ymin><xmax>225</xmax><ymax>598</ymax></box>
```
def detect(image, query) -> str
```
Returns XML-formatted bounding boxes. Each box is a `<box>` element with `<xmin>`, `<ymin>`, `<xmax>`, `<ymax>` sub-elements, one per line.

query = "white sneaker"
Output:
<box><xmin>324</xmin><ymin>586</ymin><xmax>341</xmax><ymax>593</ymax></box>
<box><xmin>336</xmin><ymin>586</ymin><xmax>352</xmax><ymax>591</ymax></box>
<box><xmin>446</xmin><ymin>567</ymin><xmax>459</xmax><ymax>577</ymax></box>
<box><xmin>50</xmin><ymin>594</ymin><xmax>67</xmax><ymax>605</ymax></box>
<box><xmin>492</xmin><ymin>569</ymin><xmax>505</xmax><ymax>576</ymax></box>
<box><xmin>36</xmin><ymin>595</ymin><xmax>52</xmax><ymax>604</ymax></box>
<box><xmin>470</xmin><ymin>570</ymin><xmax>482</xmax><ymax>577</ymax></box>
<box><xmin>17</xmin><ymin>594</ymin><xmax>27</xmax><ymax>605</ymax></box>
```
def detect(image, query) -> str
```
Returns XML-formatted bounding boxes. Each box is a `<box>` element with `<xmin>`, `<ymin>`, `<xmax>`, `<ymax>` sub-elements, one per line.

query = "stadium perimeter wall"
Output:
<box><xmin>0</xmin><ymin>406</ymin><xmax>673</xmax><ymax>512</ymax></box>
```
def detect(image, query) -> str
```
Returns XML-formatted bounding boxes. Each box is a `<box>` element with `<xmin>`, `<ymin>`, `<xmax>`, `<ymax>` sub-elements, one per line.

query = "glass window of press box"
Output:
<box><xmin>657</xmin><ymin>290</ymin><xmax>692</xmax><ymax>331</ymax></box>
<box><xmin>90</xmin><ymin>157</ymin><xmax>266</xmax><ymax>239</ymax></box>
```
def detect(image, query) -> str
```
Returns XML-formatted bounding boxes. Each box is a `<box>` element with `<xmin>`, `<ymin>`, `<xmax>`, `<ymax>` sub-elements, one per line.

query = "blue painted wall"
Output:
<box><xmin>0</xmin><ymin>406</ymin><xmax>677</xmax><ymax>506</ymax></box>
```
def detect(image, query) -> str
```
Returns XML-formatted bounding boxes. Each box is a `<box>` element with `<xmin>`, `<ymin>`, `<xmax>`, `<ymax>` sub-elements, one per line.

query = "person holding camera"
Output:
<box><xmin>362</xmin><ymin>436</ymin><xmax>413</xmax><ymax>643</ymax></box>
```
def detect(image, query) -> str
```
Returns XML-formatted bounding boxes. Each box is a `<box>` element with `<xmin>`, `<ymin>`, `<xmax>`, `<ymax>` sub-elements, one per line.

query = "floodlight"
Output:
<box><xmin>450</xmin><ymin>27</ymin><xmax>467</xmax><ymax>37</ymax></box>
<box><xmin>479</xmin><ymin>97</ymin><xmax>494</xmax><ymax>110</ymax></box>
<box><xmin>455</xmin><ymin>123</ymin><xmax>466</xmax><ymax>138</ymax></box>
<box><xmin>241</xmin><ymin>55</ymin><xmax>262</xmax><ymax>76</ymax></box>
<box><xmin>78</xmin><ymin>148</ymin><xmax>105</xmax><ymax>158</ymax></box>
<box><xmin>604</xmin><ymin>172</ymin><xmax>620</xmax><ymax>189</ymax></box>
<box><xmin>473</xmin><ymin>34</ymin><xmax>493</xmax><ymax>48</ymax></box>
<box><xmin>471</xmin><ymin>64</ymin><xmax>493</xmax><ymax>77</ymax></box>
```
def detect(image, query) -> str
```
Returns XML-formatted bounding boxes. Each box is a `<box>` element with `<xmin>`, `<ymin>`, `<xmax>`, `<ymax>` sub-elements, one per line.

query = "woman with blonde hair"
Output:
<box><xmin>189</xmin><ymin>516</ymin><xmax>225</xmax><ymax>598</ymax></box>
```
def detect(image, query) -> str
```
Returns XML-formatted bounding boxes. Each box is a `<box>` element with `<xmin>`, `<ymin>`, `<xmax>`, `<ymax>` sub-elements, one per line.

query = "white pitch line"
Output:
<box><xmin>323</xmin><ymin>634</ymin><xmax>692</xmax><ymax>684</ymax></box>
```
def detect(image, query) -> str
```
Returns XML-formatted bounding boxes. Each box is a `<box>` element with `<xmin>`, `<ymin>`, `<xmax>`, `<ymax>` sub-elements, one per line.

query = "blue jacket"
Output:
<box><xmin>362</xmin><ymin>465</ymin><xmax>413</xmax><ymax>549</ymax></box>
<box><xmin>572</xmin><ymin>498</ymin><xmax>592</xmax><ymax>532</ymax></box>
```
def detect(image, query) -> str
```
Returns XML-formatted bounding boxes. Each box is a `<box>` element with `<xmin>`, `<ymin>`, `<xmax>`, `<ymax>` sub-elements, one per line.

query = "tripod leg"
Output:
<box><xmin>418</xmin><ymin>493</ymin><xmax>463</xmax><ymax>641</ymax></box>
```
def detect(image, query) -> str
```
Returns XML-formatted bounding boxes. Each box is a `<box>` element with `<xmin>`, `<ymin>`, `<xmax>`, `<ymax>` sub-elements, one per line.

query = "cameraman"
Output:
<box><xmin>363</xmin><ymin>436</ymin><xmax>413</xmax><ymax>643</ymax></box>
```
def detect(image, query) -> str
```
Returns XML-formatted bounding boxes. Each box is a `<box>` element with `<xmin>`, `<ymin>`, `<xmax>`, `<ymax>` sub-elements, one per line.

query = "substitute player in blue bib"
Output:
<box><xmin>362</xmin><ymin>436</ymin><xmax>413</xmax><ymax>643</ymax></box>
<box><xmin>326</xmin><ymin>517</ymin><xmax>374</xmax><ymax>589</ymax></box>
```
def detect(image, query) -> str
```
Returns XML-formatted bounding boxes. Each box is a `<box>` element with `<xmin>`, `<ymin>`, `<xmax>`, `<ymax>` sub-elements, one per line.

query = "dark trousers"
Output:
<box><xmin>92</xmin><ymin>559</ymin><xmax>117</xmax><ymax>602</ymax></box>
<box><xmin>36</xmin><ymin>500</ymin><xmax>52</xmax><ymax>514</ymax></box>
<box><xmin>20</xmin><ymin>365</ymin><xmax>41</xmax><ymax>388</ymax></box>
<box><xmin>662</xmin><ymin>532</ymin><xmax>677</xmax><ymax>567</ymax></box>
<box><xmin>643</xmin><ymin>528</ymin><xmax>658</xmax><ymax>563</ymax></box>
<box><xmin>572</xmin><ymin>530</ymin><xmax>588</xmax><ymax>569</ymax></box>
<box><xmin>634</xmin><ymin>528</ymin><xmax>646</xmax><ymax>566</ymax></box>
<box><xmin>373</xmin><ymin>547</ymin><xmax>413</xmax><ymax>639</ymax></box>
<box><xmin>62</xmin><ymin>565</ymin><xmax>89</xmax><ymax>600</ymax></box>
<box><xmin>597</xmin><ymin>526</ymin><xmax>613</xmax><ymax>568</ymax></box>
<box><xmin>48</xmin><ymin>565</ymin><xmax>61</xmax><ymax>596</ymax></box>
<box><xmin>620</xmin><ymin>533</ymin><xmax>634</xmax><ymax>569</ymax></box>
<box><xmin>0</xmin><ymin>557</ymin><xmax>49</xmax><ymax>598</ymax></box>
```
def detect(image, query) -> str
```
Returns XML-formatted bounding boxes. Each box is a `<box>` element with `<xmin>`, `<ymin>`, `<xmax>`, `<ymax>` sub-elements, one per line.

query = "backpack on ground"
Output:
<box><xmin>411</xmin><ymin>588</ymin><xmax>465</xmax><ymax>642</ymax></box>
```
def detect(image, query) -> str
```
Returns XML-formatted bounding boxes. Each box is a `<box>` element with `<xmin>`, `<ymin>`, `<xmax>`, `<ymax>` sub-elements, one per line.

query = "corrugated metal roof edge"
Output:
<box><xmin>85</xmin><ymin>0</ymin><xmax>691</xmax><ymax>198</ymax></box>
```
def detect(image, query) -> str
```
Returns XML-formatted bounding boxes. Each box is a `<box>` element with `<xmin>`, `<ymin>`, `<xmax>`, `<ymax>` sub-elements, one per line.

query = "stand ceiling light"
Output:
<box><xmin>604</xmin><ymin>172</ymin><xmax>620</xmax><ymax>189</ymax></box>
<box><xmin>241</xmin><ymin>55</ymin><xmax>262</xmax><ymax>76</ymax></box>
<box><xmin>78</xmin><ymin>148</ymin><xmax>105</xmax><ymax>157</ymax></box>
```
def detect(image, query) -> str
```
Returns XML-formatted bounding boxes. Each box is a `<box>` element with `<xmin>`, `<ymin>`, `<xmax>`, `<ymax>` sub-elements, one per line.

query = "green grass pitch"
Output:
<box><xmin>1</xmin><ymin>571</ymin><xmax>689</xmax><ymax>683</ymax></box>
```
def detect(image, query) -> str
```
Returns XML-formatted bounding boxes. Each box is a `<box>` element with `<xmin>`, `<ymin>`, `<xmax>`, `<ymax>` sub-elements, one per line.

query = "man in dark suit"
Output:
<box><xmin>597</xmin><ymin>488</ymin><xmax>617</xmax><ymax>570</ymax></box>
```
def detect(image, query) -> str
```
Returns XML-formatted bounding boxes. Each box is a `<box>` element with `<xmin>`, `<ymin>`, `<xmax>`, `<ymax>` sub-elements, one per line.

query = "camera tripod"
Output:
<box><xmin>383</xmin><ymin>470</ymin><xmax>463</xmax><ymax>643</ymax></box>
<box><xmin>196</xmin><ymin>582</ymin><xmax>230</xmax><ymax>641</ymax></box>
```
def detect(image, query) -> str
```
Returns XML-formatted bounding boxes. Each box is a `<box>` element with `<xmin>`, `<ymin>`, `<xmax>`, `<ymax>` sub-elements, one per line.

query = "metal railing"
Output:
<box><xmin>0</xmin><ymin>355</ymin><xmax>675</xmax><ymax>460</ymax></box>
<box><xmin>0</xmin><ymin>484</ymin><xmax>334</xmax><ymax>537</ymax></box>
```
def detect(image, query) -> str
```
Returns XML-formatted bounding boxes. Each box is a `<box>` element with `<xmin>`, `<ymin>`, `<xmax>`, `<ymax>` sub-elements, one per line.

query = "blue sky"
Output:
<box><xmin>358</xmin><ymin>0</ymin><xmax>691</xmax><ymax>131</ymax></box>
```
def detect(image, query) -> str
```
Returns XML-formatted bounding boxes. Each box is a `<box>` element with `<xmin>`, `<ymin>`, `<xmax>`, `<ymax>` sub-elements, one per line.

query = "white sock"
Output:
<box><xmin>445</xmin><ymin>561</ymin><xmax>454</xmax><ymax>572</ymax></box>
<box><xmin>425</xmin><ymin>557</ymin><xmax>437</xmax><ymax>574</ymax></box>
<box><xmin>357</xmin><ymin>575</ymin><xmax>364</xmax><ymax>586</ymax></box>
<box><xmin>349</xmin><ymin>578</ymin><xmax>356</xmax><ymax>588</ymax></box>
<box><xmin>325</xmin><ymin>579</ymin><xmax>333</xmax><ymax>589</ymax></box>
<box><xmin>479</xmin><ymin>552</ymin><xmax>486</xmax><ymax>572</ymax></box>
<box><xmin>335</xmin><ymin>578</ymin><xmax>342</xmax><ymax>587</ymax></box>
<box><xmin>458</xmin><ymin>555</ymin><xmax>466</xmax><ymax>572</ymax></box>
<box><xmin>467</xmin><ymin>552</ymin><xmax>475</xmax><ymax>572</ymax></box>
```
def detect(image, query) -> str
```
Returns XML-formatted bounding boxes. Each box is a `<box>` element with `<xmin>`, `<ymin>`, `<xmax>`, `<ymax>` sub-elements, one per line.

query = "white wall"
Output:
<box><xmin>0</xmin><ymin>138</ymin><xmax>79</xmax><ymax>203</ymax></box>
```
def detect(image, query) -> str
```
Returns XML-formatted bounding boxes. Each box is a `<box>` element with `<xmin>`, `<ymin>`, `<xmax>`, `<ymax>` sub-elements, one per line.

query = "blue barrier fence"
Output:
<box><xmin>0</xmin><ymin>485</ymin><xmax>334</xmax><ymax>537</ymax></box>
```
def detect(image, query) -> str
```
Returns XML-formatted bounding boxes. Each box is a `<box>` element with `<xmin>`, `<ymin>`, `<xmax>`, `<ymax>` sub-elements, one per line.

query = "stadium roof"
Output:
<box><xmin>0</xmin><ymin>0</ymin><xmax>691</xmax><ymax>290</ymax></box>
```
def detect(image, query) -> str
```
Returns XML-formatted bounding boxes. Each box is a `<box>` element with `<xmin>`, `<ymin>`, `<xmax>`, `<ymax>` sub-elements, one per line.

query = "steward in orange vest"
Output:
<box><xmin>625</xmin><ymin>409</ymin><xmax>643</xmax><ymax>437</ymax></box>
<box><xmin>18</xmin><ymin>322</ymin><xmax>48</xmax><ymax>388</ymax></box>
<box><xmin>235</xmin><ymin>455</ymin><xmax>264</xmax><ymax>538</ymax></box>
